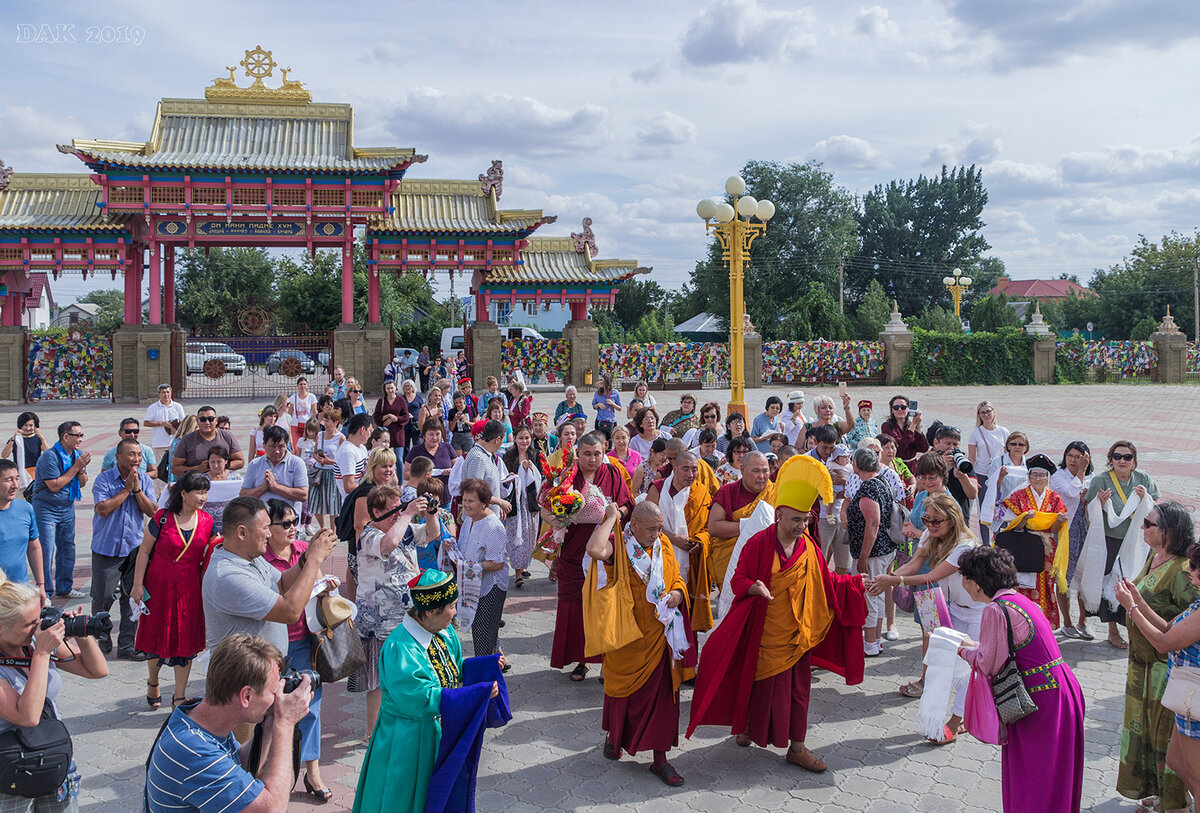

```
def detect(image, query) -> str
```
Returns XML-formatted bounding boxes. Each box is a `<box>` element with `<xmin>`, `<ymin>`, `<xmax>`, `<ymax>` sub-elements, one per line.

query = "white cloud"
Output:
<box><xmin>923</xmin><ymin>124</ymin><xmax>1002</xmax><ymax>167</ymax></box>
<box><xmin>361</xmin><ymin>42</ymin><xmax>405</xmax><ymax>65</ymax></box>
<box><xmin>679</xmin><ymin>0</ymin><xmax>817</xmax><ymax>66</ymax></box>
<box><xmin>982</xmin><ymin>160</ymin><xmax>1062</xmax><ymax>201</ymax></box>
<box><xmin>807</xmin><ymin>135</ymin><xmax>891</xmax><ymax>170</ymax></box>
<box><xmin>385</xmin><ymin>88</ymin><xmax>610</xmax><ymax>159</ymax></box>
<box><xmin>1053</xmin><ymin>196</ymin><xmax>1148</xmax><ymax>225</ymax></box>
<box><xmin>986</xmin><ymin>207</ymin><xmax>1036</xmax><ymax>235</ymax></box>
<box><xmin>633</xmin><ymin>112</ymin><xmax>699</xmax><ymax>157</ymax></box>
<box><xmin>1059</xmin><ymin>139</ymin><xmax>1200</xmax><ymax>184</ymax></box>
<box><xmin>854</xmin><ymin>6</ymin><xmax>899</xmax><ymax>38</ymax></box>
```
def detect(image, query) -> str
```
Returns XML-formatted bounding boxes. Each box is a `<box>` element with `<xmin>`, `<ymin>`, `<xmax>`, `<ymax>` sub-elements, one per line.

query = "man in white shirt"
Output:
<box><xmin>240</xmin><ymin>426</ymin><xmax>309</xmax><ymax>516</ymax></box>
<box><xmin>143</xmin><ymin>384</ymin><xmax>184</xmax><ymax>491</ymax></box>
<box><xmin>335</xmin><ymin>414</ymin><xmax>373</xmax><ymax>498</ymax></box>
<box><xmin>460</xmin><ymin>420</ymin><xmax>512</xmax><ymax>518</ymax></box>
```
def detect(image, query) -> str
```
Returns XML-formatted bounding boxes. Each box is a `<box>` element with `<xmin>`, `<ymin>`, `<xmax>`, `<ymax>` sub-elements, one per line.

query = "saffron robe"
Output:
<box><xmin>550</xmin><ymin>463</ymin><xmax>635</xmax><ymax>668</ymax></box>
<box><xmin>687</xmin><ymin>524</ymin><xmax>867</xmax><ymax>739</ymax></box>
<box><xmin>1002</xmin><ymin>486</ymin><xmax>1068</xmax><ymax>628</ymax></box>
<box><xmin>663</xmin><ymin>477</ymin><xmax>715</xmax><ymax>633</ymax></box>
<box><xmin>709</xmin><ymin>480</ymin><xmax>776</xmax><ymax>590</ymax></box>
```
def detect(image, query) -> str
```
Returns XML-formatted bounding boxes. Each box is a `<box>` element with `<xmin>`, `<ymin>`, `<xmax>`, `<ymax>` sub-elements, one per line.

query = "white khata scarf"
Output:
<box><xmin>919</xmin><ymin>627</ymin><xmax>971</xmax><ymax>740</ymax></box>
<box><xmin>624</xmin><ymin>524</ymin><xmax>690</xmax><ymax>661</ymax></box>
<box><xmin>659</xmin><ymin>473</ymin><xmax>692</xmax><ymax>582</ymax></box>
<box><xmin>1079</xmin><ymin>474</ymin><xmax>1150</xmax><ymax>613</ymax></box>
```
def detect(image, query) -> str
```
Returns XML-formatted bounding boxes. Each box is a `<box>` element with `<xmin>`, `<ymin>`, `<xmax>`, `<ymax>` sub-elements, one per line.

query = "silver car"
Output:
<box><xmin>186</xmin><ymin>342</ymin><xmax>247</xmax><ymax>376</ymax></box>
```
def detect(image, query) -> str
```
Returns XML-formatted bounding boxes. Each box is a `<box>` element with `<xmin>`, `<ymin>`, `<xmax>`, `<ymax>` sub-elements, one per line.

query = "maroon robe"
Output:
<box><xmin>550</xmin><ymin>462</ymin><xmax>635</xmax><ymax>668</ymax></box>
<box><xmin>686</xmin><ymin>524</ymin><xmax>867</xmax><ymax>740</ymax></box>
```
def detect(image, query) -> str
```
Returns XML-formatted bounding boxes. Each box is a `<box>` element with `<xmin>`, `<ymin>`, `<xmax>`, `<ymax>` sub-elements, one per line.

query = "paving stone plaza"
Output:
<box><xmin>15</xmin><ymin>382</ymin><xmax>1198</xmax><ymax>812</ymax></box>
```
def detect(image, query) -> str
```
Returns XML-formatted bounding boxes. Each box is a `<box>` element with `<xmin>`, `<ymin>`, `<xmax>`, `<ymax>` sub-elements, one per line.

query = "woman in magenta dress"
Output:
<box><xmin>130</xmin><ymin>471</ymin><xmax>216</xmax><ymax>709</ymax></box>
<box><xmin>957</xmin><ymin>546</ymin><xmax>1085</xmax><ymax>813</ymax></box>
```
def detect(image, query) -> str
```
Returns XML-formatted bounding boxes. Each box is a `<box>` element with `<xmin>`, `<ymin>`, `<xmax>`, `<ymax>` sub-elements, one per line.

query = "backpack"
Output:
<box><xmin>336</xmin><ymin>482</ymin><xmax>369</xmax><ymax>543</ymax></box>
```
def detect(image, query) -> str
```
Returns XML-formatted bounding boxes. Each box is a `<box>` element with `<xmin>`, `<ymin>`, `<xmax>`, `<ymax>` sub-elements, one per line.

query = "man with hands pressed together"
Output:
<box><xmin>239</xmin><ymin>425</ymin><xmax>308</xmax><ymax>516</ymax></box>
<box><xmin>91</xmin><ymin>438</ymin><xmax>157</xmax><ymax>657</ymax></box>
<box><xmin>586</xmin><ymin>500</ymin><xmax>690</xmax><ymax>786</ymax></box>
<box><xmin>32</xmin><ymin>420</ymin><xmax>91</xmax><ymax>599</ymax></box>
<box><xmin>648</xmin><ymin>449</ymin><xmax>714</xmax><ymax>635</ymax></box>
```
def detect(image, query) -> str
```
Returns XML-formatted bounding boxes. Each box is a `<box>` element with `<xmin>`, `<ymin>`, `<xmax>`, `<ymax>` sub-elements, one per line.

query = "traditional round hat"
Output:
<box><xmin>407</xmin><ymin>569</ymin><xmax>458</xmax><ymax>612</ymax></box>
<box><xmin>1026</xmin><ymin>453</ymin><xmax>1056</xmax><ymax>475</ymax></box>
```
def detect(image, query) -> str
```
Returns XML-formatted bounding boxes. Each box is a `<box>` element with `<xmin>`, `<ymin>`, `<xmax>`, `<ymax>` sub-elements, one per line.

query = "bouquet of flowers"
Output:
<box><xmin>536</xmin><ymin>445</ymin><xmax>584</xmax><ymax>559</ymax></box>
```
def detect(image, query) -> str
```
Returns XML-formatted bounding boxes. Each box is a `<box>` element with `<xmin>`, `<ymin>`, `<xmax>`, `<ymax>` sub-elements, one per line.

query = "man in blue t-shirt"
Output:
<box><xmin>100</xmin><ymin>417</ymin><xmax>157</xmax><ymax>475</ymax></box>
<box><xmin>31</xmin><ymin>420</ymin><xmax>90</xmax><ymax>598</ymax></box>
<box><xmin>0</xmin><ymin>460</ymin><xmax>43</xmax><ymax>605</ymax></box>
<box><xmin>145</xmin><ymin>633</ymin><xmax>314</xmax><ymax>813</ymax></box>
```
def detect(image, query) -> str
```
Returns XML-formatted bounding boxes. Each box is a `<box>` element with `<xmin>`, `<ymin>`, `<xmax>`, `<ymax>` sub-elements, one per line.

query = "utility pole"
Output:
<box><xmin>838</xmin><ymin>252</ymin><xmax>845</xmax><ymax>315</ymax></box>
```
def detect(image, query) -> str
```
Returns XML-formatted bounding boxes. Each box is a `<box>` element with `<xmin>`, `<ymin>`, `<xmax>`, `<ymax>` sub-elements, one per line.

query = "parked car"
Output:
<box><xmin>186</xmin><ymin>342</ymin><xmax>247</xmax><ymax>376</ymax></box>
<box><xmin>440</xmin><ymin>327</ymin><xmax>544</xmax><ymax>362</ymax></box>
<box><xmin>265</xmin><ymin>349</ymin><xmax>316</xmax><ymax>375</ymax></box>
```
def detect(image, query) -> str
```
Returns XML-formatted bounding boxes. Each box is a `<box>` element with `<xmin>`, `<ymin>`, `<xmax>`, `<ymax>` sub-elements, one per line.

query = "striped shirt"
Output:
<box><xmin>145</xmin><ymin>703</ymin><xmax>262</xmax><ymax>813</ymax></box>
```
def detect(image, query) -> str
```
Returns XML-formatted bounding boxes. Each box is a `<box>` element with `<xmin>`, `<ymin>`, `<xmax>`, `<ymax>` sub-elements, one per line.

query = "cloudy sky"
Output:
<box><xmin>4</xmin><ymin>0</ymin><xmax>1200</xmax><ymax>306</ymax></box>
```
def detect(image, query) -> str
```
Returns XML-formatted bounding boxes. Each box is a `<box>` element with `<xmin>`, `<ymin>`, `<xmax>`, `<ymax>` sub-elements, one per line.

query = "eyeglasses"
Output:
<box><xmin>1143</xmin><ymin>518</ymin><xmax>1158</xmax><ymax>529</ymax></box>
<box><xmin>1112</xmin><ymin>452</ymin><xmax>1134</xmax><ymax>462</ymax></box>
<box><xmin>122</xmin><ymin>429</ymin><xmax>140</xmax><ymax>435</ymax></box>
<box><xmin>270</xmin><ymin>519</ymin><xmax>299</xmax><ymax>529</ymax></box>
<box><xmin>892</xmin><ymin>405</ymin><xmax>908</xmax><ymax>411</ymax></box>
<box><xmin>66</xmin><ymin>432</ymin><xmax>84</xmax><ymax>438</ymax></box>
<box><xmin>922</xmin><ymin>515</ymin><xmax>946</xmax><ymax>526</ymax></box>
<box><xmin>198</xmin><ymin>416</ymin><xmax>216</xmax><ymax>423</ymax></box>
<box><xmin>978</xmin><ymin>408</ymin><xmax>994</xmax><ymax>415</ymax></box>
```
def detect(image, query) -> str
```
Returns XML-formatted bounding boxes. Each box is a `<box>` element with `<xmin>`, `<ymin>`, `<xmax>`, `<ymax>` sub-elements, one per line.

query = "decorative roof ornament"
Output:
<box><xmin>0</xmin><ymin>159</ymin><xmax>11</xmax><ymax>191</ymax></box>
<box><xmin>1024</xmin><ymin>300</ymin><xmax>1052</xmax><ymax>336</ymax></box>
<box><xmin>881</xmin><ymin>299</ymin><xmax>910</xmax><ymax>334</ymax></box>
<box><xmin>1158</xmin><ymin>305</ymin><xmax>1182</xmax><ymax>334</ymax></box>
<box><xmin>571</xmin><ymin>217</ymin><xmax>597</xmax><ymax>256</ymax></box>
<box><xmin>479</xmin><ymin>160</ymin><xmax>503</xmax><ymax>200</ymax></box>
<box><xmin>205</xmin><ymin>46</ymin><xmax>312</xmax><ymax>105</ymax></box>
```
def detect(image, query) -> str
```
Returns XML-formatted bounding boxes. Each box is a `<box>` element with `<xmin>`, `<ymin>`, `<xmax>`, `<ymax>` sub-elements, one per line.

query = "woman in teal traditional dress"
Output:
<box><xmin>1116</xmin><ymin>502</ymin><xmax>1199</xmax><ymax>813</ymax></box>
<box><xmin>353</xmin><ymin>569</ymin><xmax>509</xmax><ymax>813</ymax></box>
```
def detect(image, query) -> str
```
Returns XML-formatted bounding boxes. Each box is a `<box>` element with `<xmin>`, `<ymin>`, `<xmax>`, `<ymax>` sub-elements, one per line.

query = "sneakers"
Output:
<box><xmin>864</xmin><ymin>640</ymin><xmax>882</xmax><ymax>657</ymax></box>
<box><xmin>884</xmin><ymin>629</ymin><xmax>900</xmax><ymax>642</ymax></box>
<box><xmin>56</xmin><ymin>589</ymin><xmax>85</xmax><ymax>599</ymax></box>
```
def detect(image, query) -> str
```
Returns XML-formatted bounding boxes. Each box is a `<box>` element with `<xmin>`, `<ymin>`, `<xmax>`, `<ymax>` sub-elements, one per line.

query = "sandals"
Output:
<box><xmin>146</xmin><ymin>682</ymin><xmax>161</xmax><ymax>709</ymax></box>
<box><xmin>514</xmin><ymin>573</ymin><xmax>525</xmax><ymax>588</ymax></box>
<box><xmin>171</xmin><ymin>696</ymin><xmax>186</xmax><ymax>710</ymax></box>
<box><xmin>649</xmin><ymin>762</ymin><xmax>684</xmax><ymax>786</ymax></box>
<box><xmin>303</xmin><ymin>773</ymin><xmax>333</xmax><ymax>803</ymax></box>
<box><xmin>927</xmin><ymin>724</ymin><xmax>957</xmax><ymax>746</ymax></box>
<box><xmin>1108</xmin><ymin>636</ymin><xmax>1129</xmax><ymax>650</ymax></box>
<box><xmin>570</xmin><ymin>663</ymin><xmax>589</xmax><ymax>682</ymax></box>
<box><xmin>898</xmin><ymin>680</ymin><xmax>924</xmax><ymax>698</ymax></box>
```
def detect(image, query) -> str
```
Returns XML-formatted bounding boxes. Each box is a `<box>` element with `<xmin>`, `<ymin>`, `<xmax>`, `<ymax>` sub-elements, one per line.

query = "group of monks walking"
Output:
<box><xmin>544</xmin><ymin>431</ymin><xmax>867</xmax><ymax>786</ymax></box>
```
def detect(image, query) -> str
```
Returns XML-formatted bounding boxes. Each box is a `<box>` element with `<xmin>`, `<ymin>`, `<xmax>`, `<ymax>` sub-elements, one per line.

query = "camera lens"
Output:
<box><xmin>281</xmin><ymin>668</ymin><xmax>321</xmax><ymax>694</ymax></box>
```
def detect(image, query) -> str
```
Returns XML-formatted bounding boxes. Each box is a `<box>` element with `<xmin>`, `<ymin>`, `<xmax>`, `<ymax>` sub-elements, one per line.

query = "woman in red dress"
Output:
<box><xmin>130</xmin><ymin>471</ymin><xmax>216</xmax><ymax>709</ymax></box>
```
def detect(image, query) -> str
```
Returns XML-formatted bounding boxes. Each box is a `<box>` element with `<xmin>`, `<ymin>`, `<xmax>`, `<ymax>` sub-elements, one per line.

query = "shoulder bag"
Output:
<box><xmin>990</xmin><ymin>599</ymin><xmax>1038</xmax><ymax>724</ymax></box>
<box><xmin>582</xmin><ymin>523</ymin><xmax>641</xmax><ymax>657</ymax></box>
<box><xmin>1162</xmin><ymin>664</ymin><xmax>1200</xmax><ymax>720</ymax></box>
<box><xmin>0</xmin><ymin>673</ymin><xmax>72</xmax><ymax>799</ymax></box>
<box><xmin>992</xmin><ymin>528</ymin><xmax>1045</xmax><ymax>573</ymax></box>
<box><xmin>310</xmin><ymin>598</ymin><xmax>366</xmax><ymax>683</ymax></box>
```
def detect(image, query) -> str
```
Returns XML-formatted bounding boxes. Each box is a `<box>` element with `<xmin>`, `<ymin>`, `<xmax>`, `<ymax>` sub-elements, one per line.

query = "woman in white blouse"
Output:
<box><xmin>967</xmin><ymin>400</ymin><xmax>1008</xmax><ymax>546</ymax></box>
<box><xmin>1050</xmin><ymin>441</ymin><xmax>1095</xmax><ymax>638</ymax></box>
<box><xmin>457</xmin><ymin>478</ymin><xmax>510</xmax><ymax>661</ymax></box>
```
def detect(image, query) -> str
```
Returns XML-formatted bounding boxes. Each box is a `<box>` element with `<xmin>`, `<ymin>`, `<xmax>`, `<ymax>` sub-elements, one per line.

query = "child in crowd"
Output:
<box><xmin>249</xmin><ymin>405</ymin><xmax>279</xmax><ymax>457</ymax></box>
<box><xmin>449</xmin><ymin>392</ymin><xmax>475</xmax><ymax>456</ymax></box>
<box><xmin>698</xmin><ymin>428</ymin><xmax>720</xmax><ymax>470</ymax></box>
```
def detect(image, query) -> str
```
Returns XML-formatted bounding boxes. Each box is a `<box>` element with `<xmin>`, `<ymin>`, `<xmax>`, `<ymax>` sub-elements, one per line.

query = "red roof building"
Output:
<box><xmin>990</xmin><ymin>276</ymin><xmax>1095</xmax><ymax>301</ymax></box>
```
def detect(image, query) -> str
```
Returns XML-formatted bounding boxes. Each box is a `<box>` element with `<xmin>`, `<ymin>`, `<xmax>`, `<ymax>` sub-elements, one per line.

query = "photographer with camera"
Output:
<box><xmin>931</xmin><ymin>426</ymin><xmax>978</xmax><ymax>522</ymax></box>
<box><xmin>0</xmin><ymin>571</ymin><xmax>107</xmax><ymax>811</ymax></box>
<box><xmin>145</xmin><ymin>633</ymin><xmax>313</xmax><ymax>813</ymax></box>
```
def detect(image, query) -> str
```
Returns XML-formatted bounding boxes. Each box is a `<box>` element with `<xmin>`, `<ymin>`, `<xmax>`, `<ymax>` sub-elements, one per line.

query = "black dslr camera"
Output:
<box><xmin>281</xmin><ymin>666</ymin><xmax>321</xmax><ymax>694</ymax></box>
<box><xmin>39</xmin><ymin>607</ymin><xmax>112</xmax><ymax>639</ymax></box>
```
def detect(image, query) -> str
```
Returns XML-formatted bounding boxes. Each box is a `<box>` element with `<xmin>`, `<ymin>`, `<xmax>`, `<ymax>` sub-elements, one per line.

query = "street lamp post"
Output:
<box><xmin>942</xmin><ymin>266</ymin><xmax>973</xmax><ymax>320</ymax></box>
<box><xmin>697</xmin><ymin>176</ymin><xmax>774</xmax><ymax>420</ymax></box>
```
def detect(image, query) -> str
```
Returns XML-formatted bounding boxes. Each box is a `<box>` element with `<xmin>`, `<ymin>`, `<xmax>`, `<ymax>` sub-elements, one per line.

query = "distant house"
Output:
<box><xmin>676</xmin><ymin>312</ymin><xmax>726</xmax><ymax>341</ymax></box>
<box><xmin>24</xmin><ymin>273</ymin><xmax>54</xmax><ymax>330</ymax></box>
<box><xmin>991</xmin><ymin>277</ymin><xmax>1095</xmax><ymax>302</ymax></box>
<box><xmin>55</xmin><ymin>302</ymin><xmax>99</xmax><ymax>326</ymax></box>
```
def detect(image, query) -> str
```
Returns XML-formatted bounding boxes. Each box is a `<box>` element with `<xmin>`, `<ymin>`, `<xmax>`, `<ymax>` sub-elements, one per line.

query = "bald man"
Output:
<box><xmin>707</xmin><ymin>451</ymin><xmax>777</xmax><ymax>591</ymax></box>
<box><xmin>663</xmin><ymin>438</ymin><xmax>719</xmax><ymax>497</ymax></box>
<box><xmin>586</xmin><ymin>500</ymin><xmax>689</xmax><ymax>786</ymax></box>
<box><xmin>648</xmin><ymin>449</ymin><xmax>714</xmax><ymax>633</ymax></box>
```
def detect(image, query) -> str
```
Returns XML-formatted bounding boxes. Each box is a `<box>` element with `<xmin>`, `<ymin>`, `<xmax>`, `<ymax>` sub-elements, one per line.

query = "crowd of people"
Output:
<box><xmin>0</xmin><ymin>372</ymin><xmax>1189</xmax><ymax>813</ymax></box>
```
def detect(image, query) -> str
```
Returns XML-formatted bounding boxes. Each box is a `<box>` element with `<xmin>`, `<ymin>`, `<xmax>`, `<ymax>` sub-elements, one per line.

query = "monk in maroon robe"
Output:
<box><xmin>541</xmin><ymin>431</ymin><xmax>634</xmax><ymax>679</ymax></box>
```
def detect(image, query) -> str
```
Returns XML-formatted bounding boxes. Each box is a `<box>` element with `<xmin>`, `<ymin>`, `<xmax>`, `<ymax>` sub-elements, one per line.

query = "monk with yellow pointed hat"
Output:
<box><xmin>686</xmin><ymin>455</ymin><xmax>868</xmax><ymax>772</ymax></box>
<box><xmin>707</xmin><ymin>450</ymin><xmax>776</xmax><ymax>590</ymax></box>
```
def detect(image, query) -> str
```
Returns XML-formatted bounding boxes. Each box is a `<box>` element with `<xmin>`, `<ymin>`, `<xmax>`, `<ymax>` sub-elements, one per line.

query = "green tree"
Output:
<box><xmin>1089</xmin><ymin>231</ymin><xmax>1198</xmax><ymax>339</ymax></box>
<box><xmin>77</xmin><ymin>289</ymin><xmax>125</xmax><ymax>334</ymax></box>
<box><xmin>970</xmin><ymin>293</ymin><xmax>1021</xmax><ymax>333</ymax></box>
<box><xmin>777</xmin><ymin>282</ymin><xmax>854</xmax><ymax>340</ymax></box>
<box><xmin>851</xmin><ymin>165</ymin><xmax>992</xmax><ymax>316</ymax></box>
<box><xmin>611</xmin><ymin>279</ymin><xmax>668</xmax><ymax>331</ymax></box>
<box><xmin>1059</xmin><ymin>290</ymin><xmax>1102</xmax><ymax>334</ymax></box>
<box><xmin>275</xmin><ymin>251</ymin><xmax>342</xmax><ymax>331</ymax></box>
<box><xmin>690</xmin><ymin>160</ymin><xmax>860</xmax><ymax>340</ymax></box>
<box><xmin>853</xmin><ymin>279</ymin><xmax>891</xmax><ymax>339</ymax></box>
<box><xmin>1130</xmin><ymin>315</ymin><xmax>1159</xmax><ymax>341</ymax></box>
<box><xmin>912</xmin><ymin>305</ymin><xmax>961</xmax><ymax>333</ymax></box>
<box><xmin>631</xmin><ymin>310</ymin><xmax>678</xmax><ymax>342</ymax></box>
<box><xmin>176</xmin><ymin>247</ymin><xmax>278</xmax><ymax>333</ymax></box>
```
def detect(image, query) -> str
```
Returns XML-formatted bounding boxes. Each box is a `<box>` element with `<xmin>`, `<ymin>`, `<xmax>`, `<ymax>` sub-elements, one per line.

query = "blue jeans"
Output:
<box><xmin>34</xmin><ymin>500</ymin><xmax>76</xmax><ymax>595</ymax></box>
<box><xmin>976</xmin><ymin>478</ymin><xmax>991</xmax><ymax>547</ymax></box>
<box><xmin>287</xmin><ymin>637</ymin><xmax>322</xmax><ymax>762</ymax></box>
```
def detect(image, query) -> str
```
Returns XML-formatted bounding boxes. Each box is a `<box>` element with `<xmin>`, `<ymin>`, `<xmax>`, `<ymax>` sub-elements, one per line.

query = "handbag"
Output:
<box><xmin>887</xmin><ymin>500</ymin><xmax>909</xmax><ymax>546</ymax></box>
<box><xmin>582</xmin><ymin>523</ymin><xmax>642</xmax><ymax>657</ymax></box>
<box><xmin>1162</xmin><ymin>664</ymin><xmax>1200</xmax><ymax>719</ymax></box>
<box><xmin>991</xmin><ymin>599</ymin><xmax>1038</xmax><ymax>724</ymax></box>
<box><xmin>156</xmin><ymin>450</ymin><xmax>171</xmax><ymax>483</ymax></box>
<box><xmin>993</xmin><ymin>529</ymin><xmax>1045</xmax><ymax>573</ymax></box>
<box><xmin>311</xmin><ymin>613</ymin><xmax>366</xmax><ymax>683</ymax></box>
<box><xmin>963</xmin><ymin>664</ymin><xmax>1003</xmax><ymax>744</ymax></box>
<box><xmin>0</xmin><ymin>701</ymin><xmax>72</xmax><ymax>799</ymax></box>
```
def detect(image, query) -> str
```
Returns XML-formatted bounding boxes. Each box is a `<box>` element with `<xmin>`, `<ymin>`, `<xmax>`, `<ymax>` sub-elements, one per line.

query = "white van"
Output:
<box><xmin>441</xmin><ymin>326</ymin><xmax>545</xmax><ymax>360</ymax></box>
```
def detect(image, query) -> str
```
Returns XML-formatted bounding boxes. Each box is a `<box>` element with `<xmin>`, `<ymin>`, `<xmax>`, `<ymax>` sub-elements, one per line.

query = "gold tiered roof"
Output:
<box><xmin>369</xmin><ymin>179</ymin><xmax>555</xmax><ymax>236</ymax></box>
<box><xmin>488</xmin><ymin>236</ymin><xmax>648</xmax><ymax>284</ymax></box>
<box><xmin>0</xmin><ymin>174</ymin><xmax>129</xmax><ymax>231</ymax></box>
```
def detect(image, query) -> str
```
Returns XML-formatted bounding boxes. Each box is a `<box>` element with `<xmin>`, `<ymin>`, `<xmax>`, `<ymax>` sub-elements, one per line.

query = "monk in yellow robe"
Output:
<box><xmin>663</xmin><ymin>438</ymin><xmax>720</xmax><ymax>499</ymax></box>
<box><xmin>648</xmin><ymin>449</ymin><xmax>714</xmax><ymax>633</ymax></box>
<box><xmin>585</xmin><ymin>501</ymin><xmax>690</xmax><ymax>786</ymax></box>
<box><xmin>707</xmin><ymin>451</ymin><xmax>776</xmax><ymax>590</ymax></box>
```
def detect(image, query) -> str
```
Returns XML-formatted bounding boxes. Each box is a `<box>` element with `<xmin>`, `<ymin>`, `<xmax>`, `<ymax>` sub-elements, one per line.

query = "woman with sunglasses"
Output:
<box><xmin>716</xmin><ymin>412</ymin><xmax>750</xmax><ymax>456</ymax></box>
<box><xmin>880</xmin><ymin>395</ymin><xmax>928</xmax><ymax>463</ymax></box>
<box><xmin>1084</xmin><ymin>440</ymin><xmax>1160</xmax><ymax>650</ymax></box>
<box><xmin>261</xmin><ymin>499</ymin><xmax>330</xmax><ymax>802</ymax></box>
<box><xmin>1111</xmin><ymin>502</ymin><xmax>1200</xmax><ymax>813</ymax></box>
<box><xmin>868</xmin><ymin>493</ymin><xmax>984</xmax><ymax>742</ymax></box>
<box><xmin>130</xmin><ymin>472</ymin><xmax>215</xmax><ymax>710</ymax></box>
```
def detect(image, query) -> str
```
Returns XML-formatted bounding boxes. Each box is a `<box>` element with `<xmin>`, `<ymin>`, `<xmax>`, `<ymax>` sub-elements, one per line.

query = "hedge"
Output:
<box><xmin>900</xmin><ymin>328</ymin><xmax>1035</xmax><ymax>386</ymax></box>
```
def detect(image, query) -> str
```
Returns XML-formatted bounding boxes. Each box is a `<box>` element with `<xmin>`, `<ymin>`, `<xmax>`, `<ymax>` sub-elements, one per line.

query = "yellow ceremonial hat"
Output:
<box><xmin>774</xmin><ymin>454</ymin><xmax>834</xmax><ymax>513</ymax></box>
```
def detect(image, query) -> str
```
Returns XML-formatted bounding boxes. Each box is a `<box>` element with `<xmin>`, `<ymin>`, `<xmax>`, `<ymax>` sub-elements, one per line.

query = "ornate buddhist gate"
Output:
<box><xmin>183</xmin><ymin>308</ymin><xmax>332</xmax><ymax>400</ymax></box>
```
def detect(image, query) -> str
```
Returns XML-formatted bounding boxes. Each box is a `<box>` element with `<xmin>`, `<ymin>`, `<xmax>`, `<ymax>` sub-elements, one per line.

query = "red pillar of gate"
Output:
<box><xmin>570</xmin><ymin>300</ymin><xmax>587</xmax><ymax>321</ymax></box>
<box><xmin>163</xmin><ymin>245</ymin><xmax>176</xmax><ymax>324</ymax></box>
<box><xmin>341</xmin><ymin>240</ymin><xmax>354</xmax><ymax>324</ymax></box>
<box><xmin>367</xmin><ymin>269</ymin><xmax>380</xmax><ymax>324</ymax></box>
<box><xmin>124</xmin><ymin>256</ymin><xmax>141</xmax><ymax>325</ymax></box>
<box><xmin>148</xmin><ymin>241</ymin><xmax>162</xmax><ymax>324</ymax></box>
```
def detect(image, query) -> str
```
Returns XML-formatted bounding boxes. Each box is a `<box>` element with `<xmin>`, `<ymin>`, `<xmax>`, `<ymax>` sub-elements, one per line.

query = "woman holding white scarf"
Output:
<box><xmin>1052</xmin><ymin>441</ymin><xmax>1095</xmax><ymax>639</ymax></box>
<box><xmin>967</xmin><ymin>401</ymin><xmax>1008</xmax><ymax>546</ymax></box>
<box><xmin>503</xmin><ymin>426</ymin><xmax>542</xmax><ymax>588</ymax></box>
<box><xmin>457</xmin><ymin>479</ymin><xmax>509</xmax><ymax>660</ymax></box>
<box><xmin>978</xmin><ymin>430</ymin><xmax>1031</xmax><ymax>536</ymax></box>
<box><xmin>1081</xmin><ymin>440</ymin><xmax>1159</xmax><ymax>650</ymax></box>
